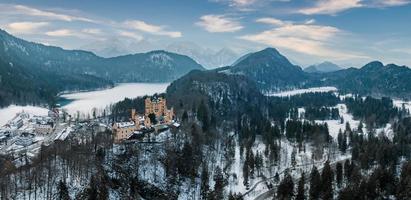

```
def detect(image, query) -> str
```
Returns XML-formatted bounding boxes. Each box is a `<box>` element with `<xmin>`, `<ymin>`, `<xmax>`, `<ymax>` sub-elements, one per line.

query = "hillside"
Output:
<box><xmin>166</xmin><ymin>69</ymin><xmax>265</xmax><ymax>119</ymax></box>
<box><xmin>0</xmin><ymin>29</ymin><xmax>204</xmax><ymax>107</ymax></box>
<box><xmin>320</xmin><ymin>61</ymin><xmax>411</xmax><ymax>98</ymax></box>
<box><xmin>229</xmin><ymin>48</ymin><xmax>307</xmax><ymax>90</ymax></box>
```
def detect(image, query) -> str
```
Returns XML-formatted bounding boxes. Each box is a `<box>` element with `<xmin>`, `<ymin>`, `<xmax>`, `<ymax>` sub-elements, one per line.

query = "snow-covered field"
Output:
<box><xmin>60</xmin><ymin>83</ymin><xmax>169</xmax><ymax>116</ymax></box>
<box><xmin>315</xmin><ymin>104</ymin><xmax>366</xmax><ymax>140</ymax></box>
<box><xmin>267</xmin><ymin>87</ymin><xmax>338</xmax><ymax>97</ymax></box>
<box><xmin>393</xmin><ymin>99</ymin><xmax>411</xmax><ymax>113</ymax></box>
<box><xmin>0</xmin><ymin>105</ymin><xmax>49</xmax><ymax>126</ymax></box>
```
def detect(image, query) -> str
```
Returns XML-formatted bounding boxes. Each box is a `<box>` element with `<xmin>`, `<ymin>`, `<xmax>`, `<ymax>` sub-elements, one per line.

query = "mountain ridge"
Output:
<box><xmin>0</xmin><ymin>29</ymin><xmax>204</xmax><ymax>107</ymax></box>
<box><xmin>304</xmin><ymin>61</ymin><xmax>343</xmax><ymax>73</ymax></box>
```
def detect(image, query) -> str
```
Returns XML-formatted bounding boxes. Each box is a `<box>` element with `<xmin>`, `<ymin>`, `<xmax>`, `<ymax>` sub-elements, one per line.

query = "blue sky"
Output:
<box><xmin>0</xmin><ymin>0</ymin><xmax>410</xmax><ymax>67</ymax></box>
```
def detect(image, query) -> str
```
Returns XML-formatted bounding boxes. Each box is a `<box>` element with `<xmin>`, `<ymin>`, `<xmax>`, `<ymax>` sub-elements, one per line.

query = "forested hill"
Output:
<box><xmin>319</xmin><ymin>61</ymin><xmax>411</xmax><ymax>98</ymax></box>
<box><xmin>228</xmin><ymin>48</ymin><xmax>411</xmax><ymax>98</ymax></box>
<box><xmin>166</xmin><ymin>69</ymin><xmax>266</xmax><ymax>120</ymax></box>
<box><xmin>0</xmin><ymin>29</ymin><xmax>204</xmax><ymax>107</ymax></box>
<box><xmin>229</xmin><ymin>48</ymin><xmax>307</xmax><ymax>90</ymax></box>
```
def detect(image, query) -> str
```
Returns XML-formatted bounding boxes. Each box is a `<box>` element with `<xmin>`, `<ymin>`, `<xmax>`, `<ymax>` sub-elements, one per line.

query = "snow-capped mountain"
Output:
<box><xmin>81</xmin><ymin>38</ymin><xmax>158</xmax><ymax>58</ymax></box>
<box><xmin>165</xmin><ymin>42</ymin><xmax>239</xmax><ymax>69</ymax></box>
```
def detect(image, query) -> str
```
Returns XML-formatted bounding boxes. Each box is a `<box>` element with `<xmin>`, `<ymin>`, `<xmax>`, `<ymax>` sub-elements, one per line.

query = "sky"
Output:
<box><xmin>0</xmin><ymin>0</ymin><xmax>410</xmax><ymax>67</ymax></box>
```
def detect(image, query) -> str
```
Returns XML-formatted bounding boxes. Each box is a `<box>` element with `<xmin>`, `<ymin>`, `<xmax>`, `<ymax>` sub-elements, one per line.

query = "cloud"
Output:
<box><xmin>370</xmin><ymin>0</ymin><xmax>411</xmax><ymax>6</ymax></box>
<box><xmin>196</xmin><ymin>15</ymin><xmax>243</xmax><ymax>33</ymax></box>
<box><xmin>239</xmin><ymin>18</ymin><xmax>365</xmax><ymax>59</ymax></box>
<box><xmin>7</xmin><ymin>22</ymin><xmax>49</xmax><ymax>34</ymax></box>
<box><xmin>298</xmin><ymin>0</ymin><xmax>363</xmax><ymax>15</ymax></box>
<box><xmin>123</xmin><ymin>20</ymin><xmax>182</xmax><ymax>38</ymax></box>
<box><xmin>298</xmin><ymin>0</ymin><xmax>410</xmax><ymax>15</ymax></box>
<box><xmin>256</xmin><ymin>18</ymin><xmax>289</xmax><ymax>26</ymax></box>
<box><xmin>46</xmin><ymin>29</ymin><xmax>78</xmax><ymax>37</ymax></box>
<box><xmin>118</xmin><ymin>31</ymin><xmax>143</xmax><ymax>41</ymax></box>
<box><xmin>12</xmin><ymin>5</ymin><xmax>96</xmax><ymax>23</ymax></box>
<box><xmin>230</xmin><ymin>0</ymin><xmax>258</xmax><ymax>7</ymax></box>
<box><xmin>82</xmin><ymin>28</ymin><xmax>103</xmax><ymax>35</ymax></box>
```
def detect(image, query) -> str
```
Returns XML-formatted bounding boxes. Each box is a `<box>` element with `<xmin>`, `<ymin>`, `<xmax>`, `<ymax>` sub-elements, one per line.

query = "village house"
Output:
<box><xmin>112</xmin><ymin>121</ymin><xmax>136</xmax><ymax>142</ymax></box>
<box><xmin>33</xmin><ymin>122</ymin><xmax>54</xmax><ymax>134</ymax></box>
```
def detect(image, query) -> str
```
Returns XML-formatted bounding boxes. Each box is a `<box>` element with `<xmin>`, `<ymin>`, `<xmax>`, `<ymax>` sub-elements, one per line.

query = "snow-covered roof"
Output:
<box><xmin>115</xmin><ymin>121</ymin><xmax>135</xmax><ymax>128</ymax></box>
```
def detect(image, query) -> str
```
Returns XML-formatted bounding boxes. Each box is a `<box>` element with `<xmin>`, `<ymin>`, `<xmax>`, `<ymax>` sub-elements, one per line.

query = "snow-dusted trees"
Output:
<box><xmin>200</xmin><ymin>164</ymin><xmax>210</xmax><ymax>200</ymax></box>
<box><xmin>212</xmin><ymin>166</ymin><xmax>225</xmax><ymax>200</ymax></box>
<box><xmin>57</xmin><ymin>180</ymin><xmax>70</xmax><ymax>200</ymax></box>
<box><xmin>296</xmin><ymin>172</ymin><xmax>305</xmax><ymax>200</ymax></box>
<box><xmin>276</xmin><ymin>172</ymin><xmax>294</xmax><ymax>200</ymax></box>
<box><xmin>321</xmin><ymin>161</ymin><xmax>334</xmax><ymax>200</ymax></box>
<box><xmin>309</xmin><ymin>166</ymin><xmax>321</xmax><ymax>200</ymax></box>
<box><xmin>396</xmin><ymin>161</ymin><xmax>411</xmax><ymax>199</ymax></box>
<box><xmin>336</xmin><ymin>162</ymin><xmax>343</xmax><ymax>187</ymax></box>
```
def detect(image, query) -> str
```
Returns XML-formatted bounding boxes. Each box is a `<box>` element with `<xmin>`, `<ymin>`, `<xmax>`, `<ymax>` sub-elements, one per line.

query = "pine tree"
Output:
<box><xmin>309</xmin><ymin>167</ymin><xmax>321</xmax><ymax>200</ymax></box>
<box><xmin>201</xmin><ymin>164</ymin><xmax>210</xmax><ymax>200</ymax></box>
<box><xmin>213</xmin><ymin>166</ymin><xmax>224</xmax><ymax>200</ymax></box>
<box><xmin>277</xmin><ymin>173</ymin><xmax>294</xmax><ymax>200</ymax></box>
<box><xmin>396</xmin><ymin>162</ymin><xmax>411</xmax><ymax>199</ymax></box>
<box><xmin>182</xmin><ymin>110</ymin><xmax>188</xmax><ymax>122</ymax></box>
<box><xmin>336</xmin><ymin>162</ymin><xmax>343</xmax><ymax>187</ymax></box>
<box><xmin>343</xmin><ymin>160</ymin><xmax>352</xmax><ymax>182</ymax></box>
<box><xmin>321</xmin><ymin>161</ymin><xmax>334</xmax><ymax>200</ymax></box>
<box><xmin>242</xmin><ymin>160</ymin><xmax>249</xmax><ymax>188</ymax></box>
<box><xmin>57</xmin><ymin>180</ymin><xmax>70</xmax><ymax>200</ymax></box>
<box><xmin>291</xmin><ymin>148</ymin><xmax>297</xmax><ymax>168</ymax></box>
<box><xmin>197</xmin><ymin>100</ymin><xmax>209</xmax><ymax>132</ymax></box>
<box><xmin>337</xmin><ymin>129</ymin><xmax>343</xmax><ymax>152</ymax></box>
<box><xmin>296</xmin><ymin>173</ymin><xmax>306</xmax><ymax>200</ymax></box>
<box><xmin>341</xmin><ymin>131</ymin><xmax>347</xmax><ymax>153</ymax></box>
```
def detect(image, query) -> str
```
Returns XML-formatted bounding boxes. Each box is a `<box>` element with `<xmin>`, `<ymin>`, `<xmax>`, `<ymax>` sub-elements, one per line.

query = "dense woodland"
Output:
<box><xmin>3</xmin><ymin>29</ymin><xmax>411</xmax><ymax>199</ymax></box>
<box><xmin>1</xmin><ymin>86</ymin><xmax>411</xmax><ymax>199</ymax></box>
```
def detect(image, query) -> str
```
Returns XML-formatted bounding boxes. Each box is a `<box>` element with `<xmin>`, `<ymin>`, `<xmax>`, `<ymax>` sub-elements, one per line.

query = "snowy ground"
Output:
<box><xmin>315</xmin><ymin>104</ymin><xmax>367</xmax><ymax>140</ymax></box>
<box><xmin>267</xmin><ymin>87</ymin><xmax>338</xmax><ymax>97</ymax></box>
<box><xmin>60</xmin><ymin>83</ymin><xmax>169</xmax><ymax>116</ymax></box>
<box><xmin>393</xmin><ymin>99</ymin><xmax>411</xmax><ymax>113</ymax></box>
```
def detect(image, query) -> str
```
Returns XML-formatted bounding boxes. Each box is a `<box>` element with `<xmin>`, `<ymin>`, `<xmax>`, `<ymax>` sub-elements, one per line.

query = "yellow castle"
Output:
<box><xmin>113</xmin><ymin>96</ymin><xmax>174</xmax><ymax>142</ymax></box>
<box><xmin>144</xmin><ymin>97</ymin><xmax>174</xmax><ymax>127</ymax></box>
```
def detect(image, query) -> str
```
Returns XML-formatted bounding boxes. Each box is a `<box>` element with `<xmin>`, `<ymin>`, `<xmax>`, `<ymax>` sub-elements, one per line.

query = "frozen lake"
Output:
<box><xmin>59</xmin><ymin>83</ymin><xmax>169</xmax><ymax>116</ymax></box>
<box><xmin>0</xmin><ymin>83</ymin><xmax>169</xmax><ymax>125</ymax></box>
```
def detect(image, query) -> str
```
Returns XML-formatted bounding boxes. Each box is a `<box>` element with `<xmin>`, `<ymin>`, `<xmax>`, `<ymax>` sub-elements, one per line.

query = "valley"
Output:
<box><xmin>1</xmin><ymin>25</ymin><xmax>411</xmax><ymax>200</ymax></box>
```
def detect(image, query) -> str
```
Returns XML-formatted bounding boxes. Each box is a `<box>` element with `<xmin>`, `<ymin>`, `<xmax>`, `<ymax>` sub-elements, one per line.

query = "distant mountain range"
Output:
<box><xmin>2</xmin><ymin>27</ymin><xmax>411</xmax><ymax>108</ymax></box>
<box><xmin>304</xmin><ymin>61</ymin><xmax>343</xmax><ymax>73</ymax></box>
<box><xmin>171</xmin><ymin>47</ymin><xmax>411</xmax><ymax>100</ymax></box>
<box><xmin>320</xmin><ymin>61</ymin><xmax>411</xmax><ymax>97</ymax></box>
<box><xmin>0</xmin><ymin>29</ymin><xmax>204</xmax><ymax>107</ymax></box>
<box><xmin>81</xmin><ymin>38</ymin><xmax>159</xmax><ymax>58</ymax></box>
<box><xmin>82</xmin><ymin>40</ymin><xmax>240</xmax><ymax>69</ymax></box>
<box><xmin>165</xmin><ymin>42</ymin><xmax>239</xmax><ymax>69</ymax></box>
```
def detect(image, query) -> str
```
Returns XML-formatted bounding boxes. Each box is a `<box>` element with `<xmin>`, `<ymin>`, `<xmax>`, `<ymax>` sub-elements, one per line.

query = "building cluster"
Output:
<box><xmin>1</xmin><ymin>109</ymin><xmax>60</xmax><ymax>138</ymax></box>
<box><xmin>112</xmin><ymin>97</ymin><xmax>175</xmax><ymax>142</ymax></box>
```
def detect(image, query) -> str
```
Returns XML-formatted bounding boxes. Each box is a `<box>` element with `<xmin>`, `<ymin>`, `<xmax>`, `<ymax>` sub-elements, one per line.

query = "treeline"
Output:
<box><xmin>345</xmin><ymin>96</ymin><xmax>406</xmax><ymax>128</ymax></box>
<box><xmin>304</xmin><ymin>107</ymin><xmax>340</xmax><ymax>120</ymax></box>
<box><xmin>285</xmin><ymin>120</ymin><xmax>330</xmax><ymax>144</ymax></box>
<box><xmin>276</xmin><ymin>159</ymin><xmax>411</xmax><ymax>200</ymax></box>
<box><xmin>267</xmin><ymin>92</ymin><xmax>340</xmax><ymax>123</ymax></box>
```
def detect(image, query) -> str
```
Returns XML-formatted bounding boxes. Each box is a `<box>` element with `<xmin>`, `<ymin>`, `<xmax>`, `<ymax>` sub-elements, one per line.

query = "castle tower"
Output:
<box><xmin>131</xmin><ymin>108</ymin><xmax>136</xmax><ymax>121</ymax></box>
